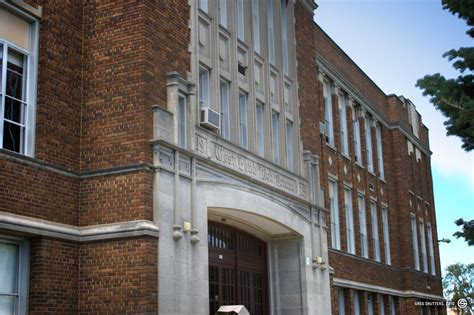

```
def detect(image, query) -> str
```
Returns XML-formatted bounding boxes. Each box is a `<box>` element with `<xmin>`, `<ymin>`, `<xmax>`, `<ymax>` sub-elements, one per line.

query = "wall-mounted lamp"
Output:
<box><xmin>438</xmin><ymin>238</ymin><xmax>451</xmax><ymax>244</ymax></box>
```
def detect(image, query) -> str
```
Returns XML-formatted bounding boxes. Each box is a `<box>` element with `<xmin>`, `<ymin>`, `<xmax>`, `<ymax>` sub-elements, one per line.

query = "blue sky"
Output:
<box><xmin>313</xmin><ymin>0</ymin><xmax>474</xmax><ymax>273</ymax></box>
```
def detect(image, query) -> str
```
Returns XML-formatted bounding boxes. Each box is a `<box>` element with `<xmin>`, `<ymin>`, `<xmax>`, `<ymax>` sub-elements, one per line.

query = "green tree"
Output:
<box><xmin>443</xmin><ymin>263</ymin><xmax>474</xmax><ymax>314</ymax></box>
<box><xmin>453</xmin><ymin>218</ymin><xmax>474</xmax><ymax>246</ymax></box>
<box><xmin>416</xmin><ymin>0</ymin><xmax>474</xmax><ymax>151</ymax></box>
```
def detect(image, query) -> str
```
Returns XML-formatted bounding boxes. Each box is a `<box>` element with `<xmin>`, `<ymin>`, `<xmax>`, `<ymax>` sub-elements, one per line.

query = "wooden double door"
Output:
<box><xmin>208</xmin><ymin>222</ymin><xmax>268</xmax><ymax>315</ymax></box>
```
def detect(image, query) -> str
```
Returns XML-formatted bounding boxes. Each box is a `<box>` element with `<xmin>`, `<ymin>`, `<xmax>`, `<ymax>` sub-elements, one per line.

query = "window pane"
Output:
<box><xmin>199</xmin><ymin>68</ymin><xmax>209</xmax><ymax>108</ymax></box>
<box><xmin>256</xmin><ymin>103</ymin><xmax>264</xmax><ymax>157</ymax></box>
<box><xmin>271</xmin><ymin>111</ymin><xmax>279</xmax><ymax>163</ymax></box>
<box><xmin>220</xmin><ymin>81</ymin><xmax>230</xmax><ymax>140</ymax></box>
<box><xmin>0</xmin><ymin>45</ymin><xmax>3</xmax><ymax>91</ymax></box>
<box><xmin>198</xmin><ymin>0</ymin><xmax>208</xmax><ymax>13</ymax></box>
<box><xmin>237</xmin><ymin>0</ymin><xmax>244</xmax><ymax>41</ymax></box>
<box><xmin>286</xmin><ymin>120</ymin><xmax>293</xmax><ymax>170</ymax></box>
<box><xmin>4</xmin><ymin>97</ymin><xmax>25</xmax><ymax>124</ymax></box>
<box><xmin>252</xmin><ymin>0</ymin><xmax>260</xmax><ymax>54</ymax></box>
<box><xmin>3</xmin><ymin>121</ymin><xmax>24</xmax><ymax>153</ymax></box>
<box><xmin>267</xmin><ymin>0</ymin><xmax>275</xmax><ymax>64</ymax></box>
<box><xmin>0</xmin><ymin>242</ymin><xmax>19</xmax><ymax>294</ymax></box>
<box><xmin>6</xmin><ymin>50</ymin><xmax>25</xmax><ymax>101</ymax></box>
<box><xmin>239</xmin><ymin>93</ymin><xmax>248</xmax><ymax>148</ymax></box>
<box><xmin>280</xmin><ymin>0</ymin><xmax>289</xmax><ymax>75</ymax></box>
<box><xmin>178</xmin><ymin>96</ymin><xmax>186</xmax><ymax>148</ymax></box>
<box><xmin>218</xmin><ymin>0</ymin><xmax>227</xmax><ymax>28</ymax></box>
<box><xmin>0</xmin><ymin>296</ymin><xmax>16</xmax><ymax>315</ymax></box>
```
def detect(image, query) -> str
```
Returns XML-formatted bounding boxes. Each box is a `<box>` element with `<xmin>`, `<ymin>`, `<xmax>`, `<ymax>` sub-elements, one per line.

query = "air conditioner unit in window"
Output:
<box><xmin>200</xmin><ymin>107</ymin><xmax>220</xmax><ymax>131</ymax></box>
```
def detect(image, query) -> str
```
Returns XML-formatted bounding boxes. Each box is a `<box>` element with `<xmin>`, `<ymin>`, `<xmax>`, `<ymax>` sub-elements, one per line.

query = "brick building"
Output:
<box><xmin>0</xmin><ymin>0</ymin><xmax>443</xmax><ymax>314</ymax></box>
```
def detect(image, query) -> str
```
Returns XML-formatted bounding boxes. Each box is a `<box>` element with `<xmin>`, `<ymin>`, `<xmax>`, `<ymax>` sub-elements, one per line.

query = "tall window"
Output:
<box><xmin>427</xmin><ymin>224</ymin><xmax>436</xmax><ymax>275</ymax></box>
<box><xmin>389</xmin><ymin>296</ymin><xmax>396</xmax><ymax>315</ymax></box>
<box><xmin>178</xmin><ymin>96</ymin><xmax>186</xmax><ymax>148</ymax></box>
<box><xmin>371</xmin><ymin>201</ymin><xmax>380</xmax><ymax>262</ymax></box>
<box><xmin>323</xmin><ymin>81</ymin><xmax>334</xmax><ymax>146</ymax></box>
<box><xmin>256</xmin><ymin>102</ymin><xmax>265</xmax><ymax>157</ymax></box>
<box><xmin>353</xmin><ymin>118</ymin><xmax>362</xmax><ymax>164</ymax></box>
<box><xmin>379</xmin><ymin>295</ymin><xmax>385</xmax><ymax>315</ymax></box>
<box><xmin>237</xmin><ymin>0</ymin><xmax>245</xmax><ymax>41</ymax></box>
<box><xmin>338</xmin><ymin>290</ymin><xmax>345</xmax><ymax>315</ymax></box>
<box><xmin>280</xmin><ymin>0</ymin><xmax>289</xmax><ymax>75</ymax></box>
<box><xmin>198</xmin><ymin>0</ymin><xmax>208</xmax><ymax>13</ymax></box>
<box><xmin>218</xmin><ymin>0</ymin><xmax>227</xmax><ymax>28</ymax></box>
<box><xmin>329</xmin><ymin>180</ymin><xmax>340</xmax><ymax>250</ymax></box>
<box><xmin>0</xmin><ymin>237</ymin><xmax>29</xmax><ymax>315</ymax></box>
<box><xmin>339</xmin><ymin>94</ymin><xmax>349</xmax><ymax>156</ymax></box>
<box><xmin>219</xmin><ymin>81</ymin><xmax>230</xmax><ymax>140</ymax></box>
<box><xmin>419</xmin><ymin>220</ymin><xmax>428</xmax><ymax>273</ymax></box>
<box><xmin>286</xmin><ymin>120</ymin><xmax>293</xmax><ymax>171</ymax></box>
<box><xmin>239</xmin><ymin>92</ymin><xmax>248</xmax><ymax>149</ymax></box>
<box><xmin>376</xmin><ymin>124</ymin><xmax>385</xmax><ymax>179</ymax></box>
<box><xmin>367</xmin><ymin>294</ymin><xmax>374</xmax><ymax>315</ymax></box>
<box><xmin>252</xmin><ymin>0</ymin><xmax>260</xmax><ymax>54</ymax></box>
<box><xmin>267</xmin><ymin>0</ymin><xmax>275</xmax><ymax>65</ymax></box>
<box><xmin>199</xmin><ymin>67</ymin><xmax>209</xmax><ymax>108</ymax></box>
<box><xmin>354</xmin><ymin>291</ymin><xmax>360</xmax><ymax>315</ymax></box>
<box><xmin>345</xmin><ymin>188</ymin><xmax>355</xmax><ymax>254</ymax></box>
<box><xmin>382</xmin><ymin>207</ymin><xmax>391</xmax><ymax>265</ymax></box>
<box><xmin>365</xmin><ymin>116</ymin><xmax>374</xmax><ymax>173</ymax></box>
<box><xmin>271</xmin><ymin>111</ymin><xmax>279</xmax><ymax>164</ymax></box>
<box><xmin>411</xmin><ymin>215</ymin><xmax>420</xmax><ymax>270</ymax></box>
<box><xmin>358</xmin><ymin>195</ymin><xmax>368</xmax><ymax>258</ymax></box>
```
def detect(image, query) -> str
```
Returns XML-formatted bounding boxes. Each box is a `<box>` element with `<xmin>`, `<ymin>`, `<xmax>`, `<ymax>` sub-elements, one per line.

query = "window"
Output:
<box><xmin>408</xmin><ymin>101</ymin><xmax>419</xmax><ymax>138</ymax></box>
<box><xmin>280</xmin><ymin>0</ymin><xmax>289</xmax><ymax>75</ymax></box>
<box><xmin>0</xmin><ymin>8</ymin><xmax>37</xmax><ymax>156</ymax></box>
<box><xmin>411</xmin><ymin>215</ymin><xmax>420</xmax><ymax>270</ymax></box>
<box><xmin>382</xmin><ymin>207</ymin><xmax>391</xmax><ymax>265</ymax></box>
<box><xmin>367</xmin><ymin>294</ymin><xmax>374</xmax><ymax>315</ymax></box>
<box><xmin>379</xmin><ymin>295</ymin><xmax>385</xmax><ymax>315</ymax></box>
<box><xmin>219</xmin><ymin>81</ymin><xmax>230</xmax><ymax>140</ymax></box>
<box><xmin>338</xmin><ymin>289</ymin><xmax>345</xmax><ymax>315</ymax></box>
<box><xmin>359</xmin><ymin>195</ymin><xmax>368</xmax><ymax>258</ymax></box>
<box><xmin>353</xmin><ymin>118</ymin><xmax>362</xmax><ymax>164</ymax></box>
<box><xmin>365</xmin><ymin>116</ymin><xmax>374</xmax><ymax>173</ymax></box>
<box><xmin>239</xmin><ymin>92</ymin><xmax>248</xmax><ymax>149</ymax></box>
<box><xmin>271</xmin><ymin>111</ymin><xmax>279</xmax><ymax>164</ymax></box>
<box><xmin>178</xmin><ymin>96</ymin><xmax>186</xmax><ymax>148</ymax></box>
<box><xmin>286</xmin><ymin>120</ymin><xmax>293</xmax><ymax>171</ymax></box>
<box><xmin>354</xmin><ymin>291</ymin><xmax>360</xmax><ymax>315</ymax></box>
<box><xmin>198</xmin><ymin>0</ymin><xmax>208</xmax><ymax>13</ymax></box>
<box><xmin>252</xmin><ymin>0</ymin><xmax>260</xmax><ymax>54</ymax></box>
<box><xmin>256</xmin><ymin>102</ymin><xmax>265</xmax><ymax>157</ymax></box>
<box><xmin>371</xmin><ymin>201</ymin><xmax>380</xmax><ymax>261</ymax></box>
<box><xmin>329</xmin><ymin>180</ymin><xmax>340</xmax><ymax>250</ymax></box>
<box><xmin>199</xmin><ymin>67</ymin><xmax>209</xmax><ymax>109</ymax></box>
<box><xmin>323</xmin><ymin>81</ymin><xmax>334</xmax><ymax>146</ymax></box>
<box><xmin>345</xmin><ymin>188</ymin><xmax>355</xmax><ymax>254</ymax></box>
<box><xmin>0</xmin><ymin>237</ymin><xmax>29</xmax><ymax>315</ymax></box>
<box><xmin>267</xmin><ymin>0</ymin><xmax>275</xmax><ymax>65</ymax></box>
<box><xmin>427</xmin><ymin>224</ymin><xmax>436</xmax><ymax>275</ymax></box>
<box><xmin>339</xmin><ymin>94</ymin><xmax>349</xmax><ymax>156</ymax></box>
<box><xmin>389</xmin><ymin>296</ymin><xmax>396</xmax><ymax>315</ymax></box>
<box><xmin>218</xmin><ymin>0</ymin><xmax>227</xmax><ymax>28</ymax></box>
<box><xmin>376</xmin><ymin>124</ymin><xmax>385</xmax><ymax>179</ymax></box>
<box><xmin>419</xmin><ymin>220</ymin><xmax>428</xmax><ymax>273</ymax></box>
<box><xmin>237</xmin><ymin>0</ymin><xmax>244</xmax><ymax>41</ymax></box>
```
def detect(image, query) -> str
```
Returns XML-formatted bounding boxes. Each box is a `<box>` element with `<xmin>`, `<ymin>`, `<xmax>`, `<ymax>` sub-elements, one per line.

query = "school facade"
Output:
<box><xmin>0</xmin><ymin>0</ymin><xmax>444</xmax><ymax>314</ymax></box>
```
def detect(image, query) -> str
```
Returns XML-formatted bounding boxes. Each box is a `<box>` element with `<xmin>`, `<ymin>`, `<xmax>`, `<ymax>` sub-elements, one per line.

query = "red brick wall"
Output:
<box><xmin>78</xmin><ymin>237</ymin><xmax>158</xmax><ymax>314</ymax></box>
<box><xmin>29</xmin><ymin>237</ymin><xmax>79</xmax><ymax>314</ymax></box>
<box><xmin>0</xmin><ymin>155</ymin><xmax>78</xmax><ymax>225</ymax></box>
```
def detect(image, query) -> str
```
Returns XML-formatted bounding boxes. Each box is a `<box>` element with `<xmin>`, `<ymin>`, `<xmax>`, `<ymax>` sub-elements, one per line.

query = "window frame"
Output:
<box><xmin>236</xmin><ymin>0</ymin><xmax>245</xmax><ymax>41</ymax></box>
<box><xmin>365</xmin><ymin>116</ymin><xmax>374</xmax><ymax>173</ymax></box>
<box><xmin>353</xmin><ymin>118</ymin><xmax>362</xmax><ymax>165</ymax></box>
<box><xmin>285</xmin><ymin>119</ymin><xmax>293</xmax><ymax>171</ymax></box>
<box><xmin>0</xmin><ymin>5</ymin><xmax>39</xmax><ymax>157</ymax></box>
<box><xmin>344</xmin><ymin>188</ymin><xmax>355</xmax><ymax>254</ymax></box>
<box><xmin>199</xmin><ymin>67</ymin><xmax>210</xmax><ymax>109</ymax></box>
<box><xmin>238</xmin><ymin>91</ymin><xmax>248</xmax><ymax>149</ymax></box>
<box><xmin>177</xmin><ymin>95</ymin><xmax>187</xmax><ymax>148</ymax></box>
<box><xmin>329</xmin><ymin>179</ymin><xmax>340</xmax><ymax>250</ymax></box>
<box><xmin>339</xmin><ymin>94</ymin><xmax>349</xmax><ymax>156</ymax></box>
<box><xmin>0</xmin><ymin>235</ymin><xmax>30</xmax><ymax>315</ymax></box>
<box><xmin>255</xmin><ymin>101</ymin><xmax>265</xmax><ymax>157</ymax></box>
<box><xmin>376</xmin><ymin>124</ymin><xmax>385</xmax><ymax>179</ymax></box>
<box><xmin>419</xmin><ymin>220</ymin><xmax>428</xmax><ymax>273</ymax></box>
<box><xmin>271</xmin><ymin>110</ymin><xmax>280</xmax><ymax>164</ymax></box>
<box><xmin>411</xmin><ymin>215</ymin><xmax>420</xmax><ymax>270</ymax></box>
<box><xmin>427</xmin><ymin>223</ymin><xmax>436</xmax><ymax>275</ymax></box>
<box><xmin>370</xmin><ymin>200</ymin><xmax>380</xmax><ymax>262</ymax></box>
<box><xmin>219</xmin><ymin>80</ymin><xmax>230</xmax><ymax>140</ymax></box>
<box><xmin>323</xmin><ymin>81</ymin><xmax>334</xmax><ymax>146</ymax></box>
<box><xmin>382</xmin><ymin>206</ymin><xmax>391</xmax><ymax>265</ymax></box>
<box><xmin>358</xmin><ymin>195</ymin><xmax>368</xmax><ymax>258</ymax></box>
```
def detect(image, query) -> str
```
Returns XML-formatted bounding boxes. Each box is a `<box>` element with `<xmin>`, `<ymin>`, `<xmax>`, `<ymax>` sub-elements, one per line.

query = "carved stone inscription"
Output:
<box><xmin>213</xmin><ymin>143</ymin><xmax>298</xmax><ymax>196</ymax></box>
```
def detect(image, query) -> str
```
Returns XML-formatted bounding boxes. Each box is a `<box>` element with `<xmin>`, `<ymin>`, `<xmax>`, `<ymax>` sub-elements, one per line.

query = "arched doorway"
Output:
<box><xmin>208</xmin><ymin>221</ymin><xmax>268</xmax><ymax>315</ymax></box>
